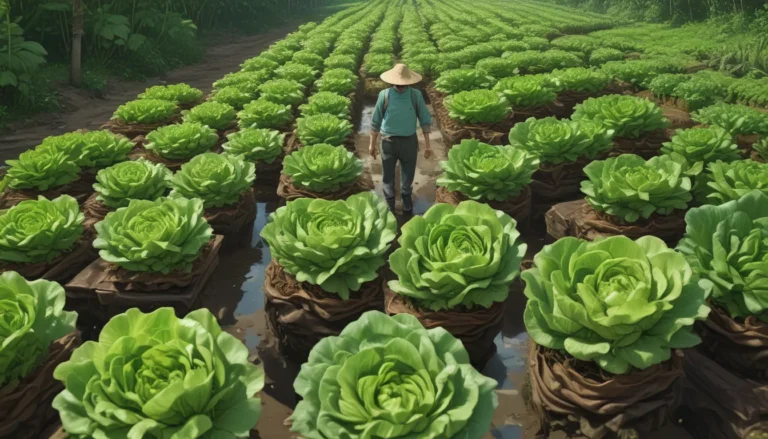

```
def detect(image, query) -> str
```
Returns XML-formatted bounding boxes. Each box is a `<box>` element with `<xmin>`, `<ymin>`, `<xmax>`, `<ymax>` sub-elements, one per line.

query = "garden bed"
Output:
<box><xmin>276</xmin><ymin>172</ymin><xmax>374</xmax><ymax>202</ymax></box>
<box><xmin>545</xmin><ymin>199</ymin><xmax>687</xmax><ymax>244</ymax></box>
<box><xmin>435</xmin><ymin>185</ymin><xmax>531</xmax><ymax>229</ymax></box>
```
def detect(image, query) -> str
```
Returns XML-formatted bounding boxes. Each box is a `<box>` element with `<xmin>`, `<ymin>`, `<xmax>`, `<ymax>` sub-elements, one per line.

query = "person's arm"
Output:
<box><xmin>415</xmin><ymin>90</ymin><xmax>432</xmax><ymax>158</ymax></box>
<box><xmin>369</xmin><ymin>91</ymin><xmax>386</xmax><ymax>159</ymax></box>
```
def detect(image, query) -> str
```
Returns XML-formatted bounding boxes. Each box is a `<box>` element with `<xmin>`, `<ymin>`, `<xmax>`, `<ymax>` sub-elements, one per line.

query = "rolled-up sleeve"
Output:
<box><xmin>416</xmin><ymin>90</ymin><xmax>432</xmax><ymax>133</ymax></box>
<box><xmin>371</xmin><ymin>91</ymin><xmax>386</xmax><ymax>133</ymax></box>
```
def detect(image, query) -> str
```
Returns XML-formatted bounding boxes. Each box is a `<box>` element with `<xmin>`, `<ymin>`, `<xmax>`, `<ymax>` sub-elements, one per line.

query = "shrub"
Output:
<box><xmin>5</xmin><ymin>148</ymin><xmax>80</xmax><ymax>191</ymax></box>
<box><xmin>259</xmin><ymin>79</ymin><xmax>305</xmax><ymax>107</ymax></box>
<box><xmin>437</xmin><ymin>139</ymin><xmax>538</xmax><ymax>200</ymax></box>
<box><xmin>261</xmin><ymin>192</ymin><xmax>396</xmax><ymax>297</ymax></box>
<box><xmin>182</xmin><ymin>101</ymin><xmax>237</xmax><ymax>131</ymax></box>
<box><xmin>661</xmin><ymin>126</ymin><xmax>740</xmax><ymax>175</ymax></box>
<box><xmin>508</xmin><ymin>117</ymin><xmax>614</xmax><ymax>164</ymax></box>
<box><xmin>282</xmin><ymin>143</ymin><xmax>363</xmax><ymax>192</ymax></box>
<box><xmin>691</xmin><ymin>103</ymin><xmax>768</xmax><ymax>136</ymax></box>
<box><xmin>144</xmin><ymin>122</ymin><xmax>219</xmax><ymax>161</ymax></box>
<box><xmin>223</xmin><ymin>128</ymin><xmax>285</xmax><ymax>164</ymax></box>
<box><xmin>677</xmin><ymin>190</ymin><xmax>768</xmax><ymax>322</ymax></box>
<box><xmin>0</xmin><ymin>271</ymin><xmax>77</xmax><ymax>387</ymax></box>
<box><xmin>94</xmin><ymin>197</ymin><xmax>213</xmax><ymax>273</ymax></box>
<box><xmin>170</xmin><ymin>153</ymin><xmax>256</xmax><ymax>208</ymax></box>
<box><xmin>275</xmin><ymin>62</ymin><xmax>318</xmax><ymax>87</ymax></box>
<box><xmin>572</xmin><ymin>95</ymin><xmax>669</xmax><ymax>138</ymax></box>
<box><xmin>112</xmin><ymin>99</ymin><xmax>177</xmax><ymax>124</ymax></box>
<box><xmin>298</xmin><ymin>92</ymin><xmax>352</xmax><ymax>119</ymax></box>
<box><xmin>0</xmin><ymin>195</ymin><xmax>84</xmax><ymax>263</ymax></box>
<box><xmin>388</xmin><ymin>201</ymin><xmax>526</xmax><ymax>310</ymax></box>
<box><xmin>434</xmin><ymin>68</ymin><xmax>497</xmax><ymax>95</ymax></box>
<box><xmin>700</xmin><ymin>159</ymin><xmax>768</xmax><ymax>205</ymax></box>
<box><xmin>52</xmin><ymin>308</ymin><xmax>264</xmax><ymax>438</ymax></box>
<box><xmin>296</xmin><ymin>114</ymin><xmax>353</xmax><ymax>147</ymax></box>
<box><xmin>138</xmin><ymin>83</ymin><xmax>203</xmax><ymax>105</ymax></box>
<box><xmin>94</xmin><ymin>159</ymin><xmax>172</xmax><ymax>208</ymax></box>
<box><xmin>210</xmin><ymin>86</ymin><xmax>254</xmax><ymax>110</ymax></box>
<box><xmin>523</xmin><ymin>235</ymin><xmax>711</xmax><ymax>374</ymax></box>
<box><xmin>316</xmin><ymin>68</ymin><xmax>358</xmax><ymax>95</ymax></box>
<box><xmin>493</xmin><ymin>75</ymin><xmax>557</xmax><ymax>108</ymax></box>
<box><xmin>549</xmin><ymin>67</ymin><xmax>611</xmax><ymax>93</ymax></box>
<box><xmin>238</xmin><ymin>98</ymin><xmax>293</xmax><ymax>130</ymax></box>
<box><xmin>290</xmin><ymin>311</ymin><xmax>497</xmax><ymax>439</ymax></box>
<box><xmin>581</xmin><ymin>154</ymin><xmax>692</xmax><ymax>223</ymax></box>
<box><xmin>445</xmin><ymin>89</ymin><xmax>511</xmax><ymax>124</ymax></box>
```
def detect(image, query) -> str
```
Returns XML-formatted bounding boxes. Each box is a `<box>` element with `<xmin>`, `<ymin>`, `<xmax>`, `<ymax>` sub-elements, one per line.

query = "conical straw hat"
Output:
<box><xmin>380</xmin><ymin>64</ymin><xmax>423</xmax><ymax>86</ymax></box>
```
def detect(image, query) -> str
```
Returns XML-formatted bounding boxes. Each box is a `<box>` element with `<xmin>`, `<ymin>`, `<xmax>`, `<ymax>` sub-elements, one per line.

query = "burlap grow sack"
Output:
<box><xmin>545</xmin><ymin>199</ymin><xmax>686</xmax><ymax>245</ymax></box>
<box><xmin>101</xmin><ymin>114</ymin><xmax>181</xmax><ymax>139</ymax></box>
<box><xmin>277</xmin><ymin>172</ymin><xmax>375</xmax><ymax>202</ymax></box>
<box><xmin>428</xmin><ymin>87</ymin><xmax>510</xmax><ymax>148</ymax></box>
<box><xmin>0</xmin><ymin>332</ymin><xmax>79</xmax><ymax>439</ymax></box>
<box><xmin>530</xmin><ymin>157</ymin><xmax>593</xmax><ymax>206</ymax></box>
<box><xmin>264</xmin><ymin>261</ymin><xmax>385</xmax><ymax>362</ymax></box>
<box><xmin>698</xmin><ymin>306</ymin><xmax>768</xmax><ymax>380</ymax></box>
<box><xmin>555</xmin><ymin>90</ymin><xmax>609</xmax><ymax>118</ymax></box>
<box><xmin>384</xmin><ymin>287</ymin><xmax>504</xmax><ymax>369</ymax></box>
<box><xmin>528</xmin><ymin>342</ymin><xmax>684</xmax><ymax>439</ymax></box>
<box><xmin>0</xmin><ymin>233</ymin><xmax>98</xmax><ymax>283</ymax></box>
<box><xmin>0</xmin><ymin>176</ymin><xmax>95</xmax><ymax>209</ymax></box>
<box><xmin>204</xmin><ymin>188</ymin><xmax>257</xmax><ymax>238</ymax></box>
<box><xmin>435</xmin><ymin>186</ymin><xmax>531</xmax><ymax>229</ymax></box>
<box><xmin>611</xmin><ymin>128</ymin><xmax>670</xmax><ymax>160</ymax></box>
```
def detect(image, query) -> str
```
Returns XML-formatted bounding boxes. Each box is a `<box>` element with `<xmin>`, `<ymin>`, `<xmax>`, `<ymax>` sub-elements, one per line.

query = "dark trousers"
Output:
<box><xmin>381</xmin><ymin>134</ymin><xmax>418</xmax><ymax>212</ymax></box>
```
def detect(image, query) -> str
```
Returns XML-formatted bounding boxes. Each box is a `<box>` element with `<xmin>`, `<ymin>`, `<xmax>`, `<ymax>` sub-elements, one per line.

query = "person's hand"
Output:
<box><xmin>424</xmin><ymin>147</ymin><xmax>432</xmax><ymax>160</ymax></box>
<box><xmin>369</xmin><ymin>142</ymin><xmax>378</xmax><ymax>159</ymax></box>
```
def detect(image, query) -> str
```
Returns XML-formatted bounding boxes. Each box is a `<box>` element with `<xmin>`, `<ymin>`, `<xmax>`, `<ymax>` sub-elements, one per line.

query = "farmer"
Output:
<box><xmin>369</xmin><ymin>64</ymin><xmax>432</xmax><ymax>215</ymax></box>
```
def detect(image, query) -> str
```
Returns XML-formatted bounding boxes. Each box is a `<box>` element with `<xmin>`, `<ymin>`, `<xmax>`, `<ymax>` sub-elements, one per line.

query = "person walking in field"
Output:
<box><xmin>369</xmin><ymin>64</ymin><xmax>432</xmax><ymax>215</ymax></box>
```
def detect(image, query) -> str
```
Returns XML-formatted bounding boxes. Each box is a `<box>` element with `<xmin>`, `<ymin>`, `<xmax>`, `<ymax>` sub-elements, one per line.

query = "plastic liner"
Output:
<box><xmin>0</xmin><ymin>232</ymin><xmax>98</xmax><ymax>283</ymax></box>
<box><xmin>277</xmin><ymin>172</ymin><xmax>374</xmax><ymax>202</ymax></box>
<box><xmin>611</xmin><ymin>128</ymin><xmax>670</xmax><ymax>160</ymax></box>
<box><xmin>384</xmin><ymin>287</ymin><xmax>503</xmax><ymax>370</ymax></box>
<box><xmin>435</xmin><ymin>185</ymin><xmax>532</xmax><ymax>229</ymax></box>
<box><xmin>204</xmin><ymin>188</ymin><xmax>257</xmax><ymax>238</ymax></box>
<box><xmin>263</xmin><ymin>260</ymin><xmax>384</xmax><ymax>362</ymax></box>
<box><xmin>0</xmin><ymin>332</ymin><xmax>79</xmax><ymax>439</ymax></box>
<box><xmin>65</xmin><ymin>235</ymin><xmax>222</xmax><ymax>312</ymax></box>
<box><xmin>100</xmin><ymin>113</ymin><xmax>182</xmax><ymax>139</ymax></box>
<box><xmin>528</xmin><ymin>342</ymin><xmax>684</xmax><ymax>439</ymax></box>
<box><xmin>545</xmin><ymin>199</ymin><xmax>686</xmax><ymax>244</ymax></box>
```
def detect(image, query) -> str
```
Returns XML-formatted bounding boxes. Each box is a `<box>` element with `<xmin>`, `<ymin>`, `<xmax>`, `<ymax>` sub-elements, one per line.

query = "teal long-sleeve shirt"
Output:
<box><xmin>370</xmin><ymin>87</ymin><xmax>432</xmax><ymax>137</ymax></box>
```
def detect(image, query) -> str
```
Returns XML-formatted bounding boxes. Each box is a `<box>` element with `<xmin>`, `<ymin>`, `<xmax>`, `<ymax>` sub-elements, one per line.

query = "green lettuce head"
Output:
<box><xmin>94</xmin><ymin>159</ymin><xmax>172</xmax><ymax>209</ymax></box>
<box><xmin>290</xmin><ymin>311</ymin><xmax>498</xmax><ymax>439</ymax></box>
<box><xmin>241</xmin><ymin>56</ymin><xmax>279</xmax><ymax>73</ymax></box>
<box><xmin>508</xmin><ymin>117</ymin><xmax>614</xmax><ymax>165</ymax></box>
<box><xmin>94</xmin><ymin>197</ymin><xmax>213</xmax><ymax>273</ymax></box>
<box><xmin>36</xmin><ymin>132</ymin><xmax>86</xmax><ymax>163</ymax></box>
<box><xmin>434</xmin><ymin>68</ymin><xmax>497</xmax><ymax>95</ymax></box>
<box><xmin>144</xmin><ymin>122</ymin><xmax>219</xmax><ymax>161</ymax></box>
<box><xmin>210</xmin><ymin>87</ymin><xmax>253</xmax><ymax>110</ymax></box>
<box><xmin>493</xmin><ymin>75</ymin><xmax>557</xmax><ymax>108</ymax></box>
<box><xmin>276</xmin><ymin>62</ymin><xmax>318</xmax><ymax>87</ymax></box>
<box><xmin>213</xmin><ymin>71</ymin><xmax>271</xmax><ymax>93</ymax></box>
<box><xmin>282</xmin><ymin>143</ymin><xmax>363</xmax><ymax>192</ymax></box>
<box><xmin>648</xmin><ymin>73</ymin><xmax>690</xmax><ymax>98</ymax></box>
<box><xmin>324</xmin><ymin>54</ymin><xmax>357</xmax><ymax>71</ymax></box>
<box><xmin>315</xmin><ymin>69</ymin><xmax>358</xmax><ymax>96</ymax></box>
<box><xmin>77</xmin><ymin>131</ymin><xmax>134</xmax><ymax>168</ymax></box>
<box><xmin>388</xmin><ymin>201</ymin><xmax>526</xmax><ymax>311</ymax></box>
<box><xmin>572</xmin><ymin>95</ymin><xmax>669</xmax><ymax>138</ymax></box>
<box><xmin>691</xmin><ymin>102</ymin><xmax>768</xmax><ymax>136</ymax></box>
<box><xmin>700</xmin><ymin>159</ymin><xmax>768</xmax><ymax>205</ymax></box>
<box><xmin>445</xmin><ymin>90</ymin><xmax>511</xmax><ymax>124</ymax></box>
<box><xmin>660</xmin><ymin>126</ymin><xmax>740</xmax><ymax>176</ymax></box>
<box><xmin>524</xmin><ymin>235</ymin><xmax>711</xmax><ymax>374</ymax></box>
<box><xmin>222</xmin><ymin>128</ymin><xmax>285</xmax><ymax>164</ymax></box>
<box><xmin>0</xmin><ymin>195</ymin><xmax>84</xmax><ymax>263</ymax></box>
<box><xmin>581</xmin><ymin>154</ymin><xmax>692</xmax><ymax>223</ymax></box>
<box><xmin>299</xmin><ymin>92</ymin><xmax>352</xmax><ymax>119</ymax></box>
<box><xmin>260</xmin><ymin>192</ymin><xmax>396</xmax><ymax>298</ymax></box>
<box><xmin>292</xmin><ymin>50</ymin><xmax>324</xmax><ymax>69</ymax></box>
<box><xmin>437</xmin><ymin>139</ymin><xmax>539</xmax><ymax>201</ymax></box>
<box><xmin>259</xmin><ymin>79</ymin><xmax>305</xmax><ymax>107</ymax></box>
<box><xmin>0</xmin><ymin>271</ymin><xmax>77</xmax><ymax>387</ymax></box>
<box><xmin>113</xmin><ymin>99</ymin><xmax>178</xmax><ymax>124</ymax></box>
<box><xmin>52</xmin><ymin>308</ymin><xmax>264</xmax><ymax>439</ymax></box>
<box><xmin>182</xmin><ymin>101</ymin><xmax>237</xmax><ymax>131</ymax></box>
<box><xmin>754</xmin><ymin>137</ymin><xmax>768</xmax><ymax>162</ymax></box>
<box><xmin>677</xmin><ymin>190</ymin><xmax>768</xmax><ymax>322</ymax></box>
<box><xmin>549</xmin><ymin>67</ymin><xmax>611</xmax><ymax>93</ymax></box>
<box><xmin>238</xmin><ymin>98</ymin><xmax>293</xmax><ymax>130</ymax></box>
<box><xmin>296</xmin><ymin>114</ymin><xmax>354</xmax><ymax>147</ymax></box>
<box><xmin>5</xmin><ymin>148</ymin><xmax>80</xmax><ymax>191</ymax></box>
<box><xmin>138</xmin><ymin>84</ymin><xmax>203</xmax><ymax>105</ymax></box>
<box><xmin>169</xmin><ymin>153</ymin><xmax>256</xmax><ymax>209</ymax></box>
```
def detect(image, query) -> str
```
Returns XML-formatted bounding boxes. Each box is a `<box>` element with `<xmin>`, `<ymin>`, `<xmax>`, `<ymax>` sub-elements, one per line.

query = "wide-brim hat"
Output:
<box><xmin>380</xmin><ymin>63</ymin><xmax>423</xmax><ymax>86</ymax></box>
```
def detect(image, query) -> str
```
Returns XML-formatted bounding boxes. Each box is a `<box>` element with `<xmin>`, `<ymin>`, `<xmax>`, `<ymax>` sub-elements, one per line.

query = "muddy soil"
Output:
<box><xmin>0</xmin><ymin>23</ymin><xmax>303</xmax><ymax>162</ymax></box>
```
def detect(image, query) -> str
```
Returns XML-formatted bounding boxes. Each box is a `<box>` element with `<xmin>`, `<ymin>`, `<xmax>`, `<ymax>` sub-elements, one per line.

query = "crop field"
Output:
<box><xmin>0</xmin><ymin>0</ymin><xmax>767</xmax><ymax>438</ymax></box>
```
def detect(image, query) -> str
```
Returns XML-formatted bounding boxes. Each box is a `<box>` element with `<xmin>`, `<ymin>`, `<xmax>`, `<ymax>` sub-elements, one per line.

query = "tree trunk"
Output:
<box><xmin>70</xmin><ymin>0</ymin><xmax>84</xmax><ymax>87</ymax></box>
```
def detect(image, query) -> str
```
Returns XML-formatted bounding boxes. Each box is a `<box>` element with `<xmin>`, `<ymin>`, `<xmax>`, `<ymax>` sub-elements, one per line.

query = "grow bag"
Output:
<box><xmin>204</xmin><ymin>188</ymin><xmax>257</xmax><ymax>238</ymax></box>
<box><xmin>0</xmin><ymin>332</ymin><xmax>79</xmax><ymax>439</ymax></box>
<box><xmin>611</xmin><ymin>128</ymin><xmax>670</xmax><ymax>160</ymax></box>
<box><xmin>528</xmin><ymin>342</ymin><xmax>684</xmax><ymax>439</ymax></box>
<box><xmin>528</xmin><ymin>155</ymin><xmax>599</xmax><ymax>217</ymax></box>
<box><xmin>277</xmin><ymin>172</ymin><xmax>375</xmax><ymax>202</ymax></box>
<box><xmin>428</xmin><ymin>87</ymin><xmax>511</xmax><ymax>148</ymax></box>
<box><xmin>128</xmin><ymin>146</ymin><xmax>220</xmax><ymax>172</ymax></box>
<box><xmin>0</xmin><ymin>177</ymin><xmax>95</xmax><ymax>209</ymax></box>
<box><xmin>435</xmin><ymin>185</ymin><xmax>532</xmax><ymax>229</ymax></box>
<box><xmin>82</xmin><ymin>193</ymin><xmax>111</xmax><ymax>232</ymax></box>
<box><xmin>0</xmin><ymin>233</ymin><xmax>98</xmax><ymax>283</ymax></box>
<box><xmin>698</xmin><ymin>306</ymin><xmax>768</xmax><ymax>381</ymax></box>
<box><xmin>509</xmin><ymin>103</ymin><xmax>564</xmax><ymax>124</ymax></box>
<box><xmin>65</xmin><ymin>235</ymin><xmax>223</xmax><ymax>322</ymax></box>
<box><xmin>100</xmin><ymin>113</ymin><xmax>182</xmax><ymax>139</ymax></box>
<box><xmin>555</xmin><ymin>89</ymin><xmax>609</xmax><ymax>118</ymax></box>
<box><xmin>545</xmin><ymin>199</ymin><xmax>687</xmax><ymax>244</ymax></box>
<box><xmin>384</xmin><ymin>286</ymin><xmax>503</xmax><ymax>370</ymax></box>
<box><xmin>263</xmin><ymin>260</ymin><xmax>384</xmax><ymax>362</ymax></box>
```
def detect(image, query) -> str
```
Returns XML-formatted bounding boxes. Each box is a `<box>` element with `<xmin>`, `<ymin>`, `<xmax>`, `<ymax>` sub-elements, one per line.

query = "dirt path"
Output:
<box><xmin>0</xmin><ymin>23</ymin><xmax>303</xmax><ymax>162</ymax></box>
